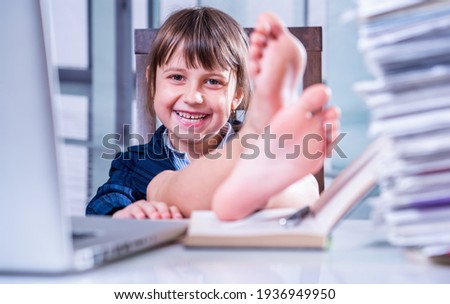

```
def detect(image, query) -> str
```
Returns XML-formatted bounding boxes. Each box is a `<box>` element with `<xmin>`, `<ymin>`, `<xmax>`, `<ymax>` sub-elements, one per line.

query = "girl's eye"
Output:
<box><xmin>206</xmin><ymin>79</ymin><xmax>222</xmax><ymax>86</ymax></box>
<box><xmin>170</xmin><ymin>74</ymin><xmax>184</xmax><ymax>81</ymax></box>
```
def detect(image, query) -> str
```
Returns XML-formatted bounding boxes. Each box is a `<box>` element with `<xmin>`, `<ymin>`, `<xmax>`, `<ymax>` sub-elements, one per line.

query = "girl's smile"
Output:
<box><xmin>173</xmin><ymin>110</ymin><xmax>210</xmax><ymax>128</ymax></box>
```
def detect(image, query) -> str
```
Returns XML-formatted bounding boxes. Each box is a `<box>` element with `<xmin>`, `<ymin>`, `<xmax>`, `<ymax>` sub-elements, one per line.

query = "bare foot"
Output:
<box><xmin>213</xmin><ymin>84</ymin><xmax>338</xmax><ymax>220</ymax></box>
<box><xmin>244</xmin><ymin>12</ymin><xmax>307</xmax><ymax>133</ymax></box>
<box><xmin>211</xmin><ymin>14</ymin><xmax>340</xmax><ymax>220</ymax></box>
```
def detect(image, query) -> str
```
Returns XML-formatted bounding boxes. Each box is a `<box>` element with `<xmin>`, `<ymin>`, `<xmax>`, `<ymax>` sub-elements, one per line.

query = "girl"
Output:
<box><xmin>86</xmin><ymin>7</ymin><xmax>339</xmax><ymax>220</ymax></box>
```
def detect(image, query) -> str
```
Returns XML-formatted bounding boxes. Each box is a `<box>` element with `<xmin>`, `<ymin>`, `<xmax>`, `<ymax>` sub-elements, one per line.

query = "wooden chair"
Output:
<box><xmin>134</xmin><ymin>27</ymin><xmax>324</xmax><ymax>192</ymax></box>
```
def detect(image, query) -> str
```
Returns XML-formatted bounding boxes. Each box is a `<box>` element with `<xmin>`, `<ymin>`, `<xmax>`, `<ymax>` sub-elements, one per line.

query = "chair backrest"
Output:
<box><xmin>134</xmin><ymin>27</ymin><xmax>324</xmax><ymax>192</ymax></box>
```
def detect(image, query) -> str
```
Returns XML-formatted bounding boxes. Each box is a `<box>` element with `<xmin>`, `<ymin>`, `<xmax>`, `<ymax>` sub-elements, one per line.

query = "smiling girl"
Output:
<box><xmin>86</xmin><ymin>7</ymin><xmax>339</xmax><ymax>220</ymax></box>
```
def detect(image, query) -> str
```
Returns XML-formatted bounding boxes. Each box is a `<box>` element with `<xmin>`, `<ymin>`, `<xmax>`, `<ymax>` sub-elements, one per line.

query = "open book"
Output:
<box><xmin>184</xmin><ymin>136</ymin><xmax>388</xmax><ymax>248</ymax></box>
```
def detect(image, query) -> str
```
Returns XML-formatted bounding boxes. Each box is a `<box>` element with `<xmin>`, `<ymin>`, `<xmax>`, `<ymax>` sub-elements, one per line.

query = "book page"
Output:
<box><xmin>188</xmin><ymin>208</ymin><xmax>325</xmax><ymax>237</ymax></box>
<box><xmin>311</xmin><ymin>136</ymin><xmax>388</xmax><ymax>233</ymax></box>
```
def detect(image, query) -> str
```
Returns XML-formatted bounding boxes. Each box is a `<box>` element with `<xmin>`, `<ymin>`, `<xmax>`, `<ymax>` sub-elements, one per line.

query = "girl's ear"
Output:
<box><xmin>232</xmin><ymin>87</ymin><xmax>244</xmax><ymax>111</ymax></box>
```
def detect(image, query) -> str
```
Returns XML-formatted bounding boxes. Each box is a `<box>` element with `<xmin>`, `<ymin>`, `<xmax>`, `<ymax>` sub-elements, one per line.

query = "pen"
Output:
<box><xmin>279</xmin><ymin>206</ymin><xmax>311</xmax><ymax>227</ymax></box>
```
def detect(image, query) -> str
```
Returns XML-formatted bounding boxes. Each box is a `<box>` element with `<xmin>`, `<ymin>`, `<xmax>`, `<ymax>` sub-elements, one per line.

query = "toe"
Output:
<box><xmin>257</xmin><ymin>12</ymin><xmax>285</xmax><ymax>38</ymax></box>
<box><xmin>250</xmin><ymin>31</ymin><xmax>268</xmax><ymax>47</ymax></box>
<box><xmin>249</xmin><ymin>44</ymin><xmax>263</xmax><ymax>60</ymax></box>
<box><xmin>323</xmin><ymin>106</ymin><xmax>341</xmax><ymax>121</ymax></box>
<box><xmin>300</xmin><ymin>84</ymin><xmax>331</xmax><ymax>113</ymax></box>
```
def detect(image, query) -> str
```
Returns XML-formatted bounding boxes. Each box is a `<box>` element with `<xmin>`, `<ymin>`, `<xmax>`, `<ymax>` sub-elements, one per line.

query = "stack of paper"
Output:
<box><xmin>354</xmin><ymin>0</ymin><xmax>450</xmax><ymax>261</ymax></box>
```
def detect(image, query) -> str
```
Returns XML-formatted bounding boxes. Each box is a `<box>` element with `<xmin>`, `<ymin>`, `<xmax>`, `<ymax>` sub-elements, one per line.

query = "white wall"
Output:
<box><xmin>159</xmin><ymin>0</ymin><xmax>305</xmax><ymax>26</ymax></box>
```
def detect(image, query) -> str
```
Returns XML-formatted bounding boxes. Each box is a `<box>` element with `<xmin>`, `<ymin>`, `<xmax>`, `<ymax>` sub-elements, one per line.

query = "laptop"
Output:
<box><xmin>0</xmin><ymin>0</ymin><xmax>187</xmax><ymax>274</ymax></box>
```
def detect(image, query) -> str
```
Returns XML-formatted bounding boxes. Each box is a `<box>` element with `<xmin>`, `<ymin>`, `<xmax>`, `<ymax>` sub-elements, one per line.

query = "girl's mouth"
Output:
<box><xmin>175</xmin><ymin>111</ymin><xmax>209</xmax><ymax>125</ymax></box>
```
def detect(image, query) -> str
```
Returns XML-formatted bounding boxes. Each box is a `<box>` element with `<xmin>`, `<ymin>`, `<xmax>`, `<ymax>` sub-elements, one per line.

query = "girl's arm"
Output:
<box><xmin>146</xmin><ymin>128</ymin><xmax>244</xmax><ymax>217</ymax></box>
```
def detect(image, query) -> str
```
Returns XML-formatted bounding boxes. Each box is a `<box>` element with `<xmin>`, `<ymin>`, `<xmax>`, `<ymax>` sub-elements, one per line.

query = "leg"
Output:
<box><xmin>213</xmin><ymin>86</ymin><xmax>336</xmax><ymax>220</ymax></box>
<box><xmin>212</xmin><ymin>14</ymin><xmax>339</xmax><ymax>220</ymax></box>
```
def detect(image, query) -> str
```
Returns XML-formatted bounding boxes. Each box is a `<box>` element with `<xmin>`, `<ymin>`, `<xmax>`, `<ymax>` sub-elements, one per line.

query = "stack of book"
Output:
<box><xmin>354</xmin><ymin>0</ymin><xmax>450</xmax><ymax>262</ymax></box>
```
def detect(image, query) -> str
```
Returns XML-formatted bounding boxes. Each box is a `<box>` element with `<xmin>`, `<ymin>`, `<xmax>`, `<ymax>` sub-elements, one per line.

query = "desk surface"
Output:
<box><xmin>1</xmin><ymin>220</ymin><xmax>449</xmax><ymax>283</ymax></box>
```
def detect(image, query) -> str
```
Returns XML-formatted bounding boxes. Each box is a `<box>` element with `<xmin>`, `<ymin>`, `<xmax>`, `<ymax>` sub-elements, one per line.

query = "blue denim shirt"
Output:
<box><xmin>86</xmin><ymin>123</ymin><xmax>235</xmax><ymax>216</ymax></box>
<box><xmin>86</xmin><ymin>125</ymin><xmax>175</xmax><ymax>215</ymax></box>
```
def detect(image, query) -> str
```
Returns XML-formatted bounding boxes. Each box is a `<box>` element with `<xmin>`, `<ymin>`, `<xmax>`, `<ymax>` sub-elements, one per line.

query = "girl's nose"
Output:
<box><xmin>183</xmin><ymin>84</ymin><xmax>203</xmax><ymax>105</ymax></box>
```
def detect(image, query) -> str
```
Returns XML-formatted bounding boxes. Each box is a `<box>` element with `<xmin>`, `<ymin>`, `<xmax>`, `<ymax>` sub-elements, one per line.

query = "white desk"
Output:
<box><xmin>1</xmin><ymin>220</ymin><xmax>449</xmax><ymax>283</ymax></box>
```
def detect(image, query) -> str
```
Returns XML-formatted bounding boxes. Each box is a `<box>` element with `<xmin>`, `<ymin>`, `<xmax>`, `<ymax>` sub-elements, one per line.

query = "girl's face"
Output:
<box><xmin>153</xmin><ymin>47</ymin><xmax>242</xmax><ymax>153</ymax></box>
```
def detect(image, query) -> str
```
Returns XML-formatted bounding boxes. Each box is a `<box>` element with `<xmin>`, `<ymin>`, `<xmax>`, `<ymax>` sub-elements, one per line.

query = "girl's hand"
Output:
<box><xmin>112</xmin><ymin>200</ymin><xmax>183</xmax><ymax>220</ymax></box>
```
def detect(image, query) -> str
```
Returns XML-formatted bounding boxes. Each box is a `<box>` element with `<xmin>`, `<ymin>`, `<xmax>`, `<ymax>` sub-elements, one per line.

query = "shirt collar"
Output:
<box><xmin>162</xmin><ymin>128</ymin><xmax>186</xmax><ymax>160</ymax></box>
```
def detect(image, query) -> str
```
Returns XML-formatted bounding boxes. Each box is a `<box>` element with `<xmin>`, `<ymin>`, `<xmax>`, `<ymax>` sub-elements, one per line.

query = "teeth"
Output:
<box><xmin>176</xmin><ymin>111</ymin><xmax>207</xmax><ymax>120</ymax></box>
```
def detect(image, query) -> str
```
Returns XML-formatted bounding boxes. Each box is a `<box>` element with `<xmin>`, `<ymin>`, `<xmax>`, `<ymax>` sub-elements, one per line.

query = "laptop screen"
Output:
<box><xmin>0</xmin><ymin>0</ymin><xmax>74</xmax><ymax>272</ymax></box>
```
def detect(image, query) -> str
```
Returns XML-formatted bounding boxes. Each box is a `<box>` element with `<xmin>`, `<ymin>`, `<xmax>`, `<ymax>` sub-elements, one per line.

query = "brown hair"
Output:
<box><xmin>146</xmin><ymin>7</ymin><xmax>251</xmax><ymax>126</ymax></box>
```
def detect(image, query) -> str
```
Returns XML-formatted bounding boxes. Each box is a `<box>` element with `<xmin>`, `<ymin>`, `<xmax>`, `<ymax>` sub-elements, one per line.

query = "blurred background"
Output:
<box><xmin>51</xmin><ymin>0</ymin><xmax>372</xmax><ymax>216</ymax></box>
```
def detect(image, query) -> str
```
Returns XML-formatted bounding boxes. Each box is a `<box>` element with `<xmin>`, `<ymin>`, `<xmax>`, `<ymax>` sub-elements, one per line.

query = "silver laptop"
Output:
<box><xmin>0</xmin><ymin>0</ymin><xmax>187</xmax><ymax>274</ymax></box>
